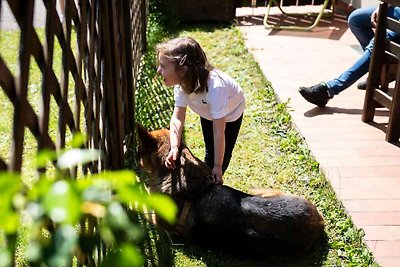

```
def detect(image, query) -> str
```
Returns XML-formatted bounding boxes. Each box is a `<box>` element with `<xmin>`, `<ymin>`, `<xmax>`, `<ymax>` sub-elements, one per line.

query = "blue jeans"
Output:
<box><xmin>326</xmin><ymin>6</ymin><xmax>400</xmax><ymax>96</ymax></box>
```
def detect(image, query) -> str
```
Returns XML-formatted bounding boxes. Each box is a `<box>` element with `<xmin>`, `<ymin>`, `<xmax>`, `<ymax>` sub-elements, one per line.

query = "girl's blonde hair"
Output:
<box><xmin>156</xmin><ymin>37</ymin><xmax>213</xmax><ymax>94</ymax></box>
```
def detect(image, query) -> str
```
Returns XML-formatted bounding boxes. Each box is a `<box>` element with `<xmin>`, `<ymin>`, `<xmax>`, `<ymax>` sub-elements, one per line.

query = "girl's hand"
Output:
<box><xmin>212</xmin><ymin>165</ymin><xmax>223</xmax><ymax>185</ymax></box>
<box><xmin>165</xmin><ymin>147</ymin><xmax>179</xmax><ymax>169</ymax></box>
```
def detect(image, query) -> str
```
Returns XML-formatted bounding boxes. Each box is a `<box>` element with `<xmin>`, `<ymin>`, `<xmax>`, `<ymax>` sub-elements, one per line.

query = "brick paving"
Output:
<box><xmin>237</xmin><ymin>5</ymin><xmax>400</xmax><ymax>267</ymax></box>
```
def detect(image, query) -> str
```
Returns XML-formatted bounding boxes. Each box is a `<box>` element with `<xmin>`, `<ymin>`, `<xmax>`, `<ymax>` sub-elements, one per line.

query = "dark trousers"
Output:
<box><xmin>200</xmin><ymin>114</ymin><xmax>243</xmax><ymax>174</ymax></box>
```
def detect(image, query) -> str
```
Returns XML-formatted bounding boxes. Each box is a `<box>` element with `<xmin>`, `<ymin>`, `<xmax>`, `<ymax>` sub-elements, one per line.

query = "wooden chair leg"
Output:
<box><xmin>361</xmin><ymin>2</ymin><xmax>400</xmax><ymax>142</ymax></box>
<box><xmin>361</xmin><ymin>64</ymin><xmax>393</xmax><ymax>122</ymax></box>
<box><xmin>386</xmin><ymin>75</ymin><xmax>400</xmax><ymax>142</ymax></box>
<box><xmin>362</xmin><ymin>76</ymin><xmax>381</xmax><ymax>123</ymax></box>
<box><xmin>381</xmin><ymin>63</ymin><xmax>397</xmax><ymax>92</ymax></box>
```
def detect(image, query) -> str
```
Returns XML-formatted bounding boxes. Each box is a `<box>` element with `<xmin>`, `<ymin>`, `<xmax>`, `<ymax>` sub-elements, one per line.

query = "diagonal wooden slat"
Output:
<box><xmin>110</xmin><ymin>0</ymin><xmax>124</xmax><ymax>166</ymax></box>
<box><xmin>0</xmin><ymin>0</ymin><xmax>147</xmax><ymax>262</ymax></box>
<box><xmin>57</xmin><ymin>0</ymin><xmax>73</xmax><ymax>150</ymax></box>
<box><xmin>0</xmin><ymin>56</ymin><xmax>55</xmax><ymax>151</ymax></box>
<box><xmin>100</xmin><ymin>0</ymin><xmax>120</xmax><ymax>169</ymax></box>
<box><xmin>10</xmin><ymin>0</ymin><xmax>34</xmax><ymax>172</ymax></box>
<box><xmin>85</xmin><ymin>0</ymin><xmax>96</xmax><ymax>142</ymax></box>
<box><xmin>7</xmin><ymin>0</ymin><xmax>76</xmax><ymax>133</ymax></box>
<box><xmin>121</xmin><ymin>0</ymin><xmax>135</xmax><ymax>136</ymax></box>
<box><xmin>39</xmin><ymin>0</ymin><xmax>56</xmax><ymax>155</ymax></box>
<box><xmin>1</xmin><ymin>0</ymin><xmax>146</xmax><ymax>174</ymax></box>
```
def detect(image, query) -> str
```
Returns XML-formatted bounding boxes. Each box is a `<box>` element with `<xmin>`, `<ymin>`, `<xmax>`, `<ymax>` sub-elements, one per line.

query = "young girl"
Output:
<box><xmin>156</xmin><ymin>37</ymin><xmax>245</xmax><ymax>185</ymax></box>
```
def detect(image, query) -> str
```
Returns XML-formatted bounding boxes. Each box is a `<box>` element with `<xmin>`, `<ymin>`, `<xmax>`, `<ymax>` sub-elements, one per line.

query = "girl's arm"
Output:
<box><xmin>212</xmin><ymin>117</ymin><xmax>226</xmax><ymax>184</ymax></box>
<box><xmin>165</xmin><ymin>106</ymin><xmax>186</xmax><ymax>169</ymax></box>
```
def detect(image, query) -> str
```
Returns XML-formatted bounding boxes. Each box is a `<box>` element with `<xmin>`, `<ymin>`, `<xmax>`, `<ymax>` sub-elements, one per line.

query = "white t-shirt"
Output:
<box><xmin>174</xmin><ymin>69</ymin><xmax>245</xmax><ymax>122</ymax></box>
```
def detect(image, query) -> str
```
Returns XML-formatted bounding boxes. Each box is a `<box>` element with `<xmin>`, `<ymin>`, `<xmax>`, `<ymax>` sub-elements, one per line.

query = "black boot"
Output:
<box><xmin>298</xmin><ymin>83</ymin><xmax>332</xmax><ymax>107</ymax></box>
<box><xmin>357</xmin><ymin>80</ymin><xmax>367</xmax><ymax>90</ymax></box>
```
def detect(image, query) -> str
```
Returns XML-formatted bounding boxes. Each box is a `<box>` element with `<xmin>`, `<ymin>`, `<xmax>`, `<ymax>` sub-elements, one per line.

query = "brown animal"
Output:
<box><xmin>136</xmin><ymin>125</ymin><xmax>324</xmax><ymax>256</ymax></box>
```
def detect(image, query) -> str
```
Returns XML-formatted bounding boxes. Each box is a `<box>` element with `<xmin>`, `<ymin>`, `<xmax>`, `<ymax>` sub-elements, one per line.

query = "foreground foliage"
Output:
<box><xmin>0</xmin><ymin>145</ymin><xmax>176</xmax><ymax>266</ymax></box>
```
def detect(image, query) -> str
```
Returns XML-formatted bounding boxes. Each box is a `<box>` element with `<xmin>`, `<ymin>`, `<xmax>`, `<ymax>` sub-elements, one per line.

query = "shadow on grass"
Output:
<box><xmin>143</xmin><ymin>228</ymin><xmax>176</xmax><ymax>267</ymax></box>
<box><xmin>128</xmin><ymin>141</ymin><xmax>331</xmax><ymax>267</ymax></box>
<box><xmin>146</xmin><ymin>231</ymin><xmax>330</xmax><ymax>267</ymax></box>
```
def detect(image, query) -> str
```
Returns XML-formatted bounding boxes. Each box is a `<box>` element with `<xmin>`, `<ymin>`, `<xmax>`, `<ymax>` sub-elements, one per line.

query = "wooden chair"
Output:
<box><xmin>362</xmin><ymin>0</ymin><xmax>400</xmax><ymax>143</ymax></box>
<box><xmin>263</xmin><ymin>0</ymin><xmax>335</xmax><ymax>31</ymax></box>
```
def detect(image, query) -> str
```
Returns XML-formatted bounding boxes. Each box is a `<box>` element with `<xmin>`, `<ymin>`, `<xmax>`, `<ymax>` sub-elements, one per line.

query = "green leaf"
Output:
<box><xmin>25</xmin><ymin>241</ymin><xmax>42</xmax><ymax>262</ymax></box>
<box><xmin>57</xmin><ymin>149</ymin><xmax>101</xmax><ymax>169</ymax></box>
<box><xmin>69</xmin><ymin>132</ymin><xmax>86</xmax><ymax>148</ymax></box>
<box><xmin>147</xmin><ymin>193</ymin><xmax>177</xmax><ymax>224</ymax></box>
<box><xmin>115</xmin><ymin>183</ymin><xmax>176</xmax><ymax>224</ymax></box>
<box><xmin>0</xmin><ymin>248</ymin><xmax>11</xmax><ymax>267</ymax></box>
<box><xmin>47</xmin><ymin>225</ymin><xmax>78</xmax><ymax>267</ymax></box>
<box><xmin>0</xmin><ymin>212</ymin><xmax>19</xmax><ymax>233</ymax></box>
<box><xmin>42</xmin><ymin>180</ymin><xmax>81</xmax><ymax>224</ymax></box>
<box><xmin>82</xmin><ymin>184</ymin><xmax>113</xmax><ymax>204</ymax></box>
<box><xmin>0</xmin><ymin>172</ymin><xmax>23</xmax><ymax>203</ymax></box>
<box><xmin>116</xmin><ymin>183</ymin><xmax>147</xmax><ymax>207</ymax></box>
<box><xmin>101</xmin><ymin>243</ymin><xmax>144</xmax><ymax>267</ymax></box>
<box><xmin>93</xmin><ymin>170</ymin><xmax>138</xmax><ymax>186</ymax></box>
<box><xmin>0</xmin><ymin>172</ymin><xmax>22</xmax><ymax>233</ymax></box>
<box><xmin>106</xmin><ymin>202</ymin><xmax>130</xmax><ymax>229</ymax></box>
<box><xmin>36</xmin><ymin>149</ymin><xmax>58</xmax><ymax>168</ymax></box>
<box><xmin>27</xmin><ymin>176</ymin><xmax>52</xmax><ymax>201</ymax></box>
<box><xmin>25</xmin><ymin>202</ymin><xmax>45</xmax><ymax>221</ymax></box>
<box><xmin>124</xmin><ymin>223</ymin><xmax>144</xmax><ymax>242</ymax></box>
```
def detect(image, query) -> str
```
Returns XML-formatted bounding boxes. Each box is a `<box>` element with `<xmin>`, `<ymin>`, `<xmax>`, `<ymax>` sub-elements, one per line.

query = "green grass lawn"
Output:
<box><xmin>146</xmin><ymin>24</ymin><xmax>379</xmax><ymax>267</ymax></box>
<box><xmin>0</xmin><ymin>29</ymin><xmax>77</xmax><ymax>185</ymax></box>
<box><xmin>1</xmin><ymin>21</ymin><xmax>379</xmax><ymax>266</ymax></box>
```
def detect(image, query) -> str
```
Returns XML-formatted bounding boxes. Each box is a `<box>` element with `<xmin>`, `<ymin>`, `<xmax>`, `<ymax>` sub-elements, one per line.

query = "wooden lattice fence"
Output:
<box><xmin>0</xmin><ymin>0</ymin><xmax>146</xmax><ymax>174</ymax></box>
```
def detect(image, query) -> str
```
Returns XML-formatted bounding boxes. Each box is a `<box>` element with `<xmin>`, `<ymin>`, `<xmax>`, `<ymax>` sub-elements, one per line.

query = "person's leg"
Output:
<box><xmin>348</xmin><ymin>6</ymin><xmax>377</xmax><ymax>50</ymax></box>
<box><xmin>299</xmin><ymin>40</ymin><xmax>373</xmax><ymax>105</ymax></box>
<box><xmin>326</xmin><ymin>6</ymin><xmax>400</xmax><ymax>95</ymax></box>
<box><xmin>299</xmin><ymin>7</ymin><xmax>400</xmax><ymax>106</ymax></box>
<box><xmin>325</xmin><ymin>45</ymin><xmax>372</xmax><ymax>95</ymax></box>
<box><xmin>388</xmin><ymin>7</ymin><xmax>400</xmax><ymax>39</ymax></box>
<box><xmin>355</xmin><ymin>6</ymin><xmax>400</xmax><ymax>89</ymax></box>
<box><xmin>200</xmin><ymin>114</ymin><xmax>243</xmax><ymax>174</ymax></box>
<box><xmin>393</xmin><ymin>6</ymin><xmax>400</xmax><ymax>20</ymax></box>
<box><xmin>221</xmin><ymin>114</ymin><xmax>243</xmax><ymax>173</ymax></box>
